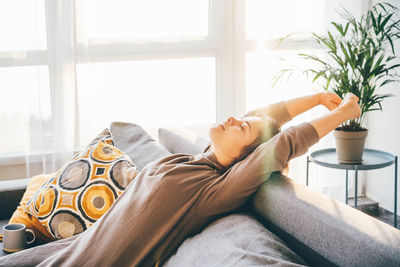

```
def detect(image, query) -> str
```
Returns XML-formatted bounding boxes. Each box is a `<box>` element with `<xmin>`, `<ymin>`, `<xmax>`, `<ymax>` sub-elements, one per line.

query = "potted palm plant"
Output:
<box><xmin>274</xmin><ymin>2</ymin><xmax>400</xmax><ymax>163</ymax></box>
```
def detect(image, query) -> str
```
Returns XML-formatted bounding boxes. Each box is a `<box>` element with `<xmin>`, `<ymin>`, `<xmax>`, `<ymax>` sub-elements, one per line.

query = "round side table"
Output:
<box><xmin>306</xmin><ymin>148</ymin><xmax>398</xmax><ymax>228</ymax></box>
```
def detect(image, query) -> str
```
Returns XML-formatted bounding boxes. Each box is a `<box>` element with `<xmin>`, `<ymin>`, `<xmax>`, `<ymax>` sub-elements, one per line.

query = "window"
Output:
<box><xmin>0</xmin><ymin>0</ymin><xmax>222</xmax><ymax>180</ymax></box>
<box><xmin>76</xmin><ymin>58</ymin><xmax>216</xmax><ymax>146</ymax></box>
<box><xmin>0</xmin><ymin>0</ymin><xmax>47</xmax><ymax>51</ymax></box>
<box><xmin>73</xmin><ymin>0</ymin><xmax>216</xmax><ymax>145</ymax></box>
<box><xmin>245</xmin><ymin>0</ymin><xmax>365</xmax><ymax>112</ymax></box>
<box><xmin>0</xmin><ymin>0</ymin><xmax>50</xmax><ymax>158</ymax></box>
<box><xmin>79</xmin><ymin>0</ymin><xmax>209</xmax><ymax>41</ymax></box>
<box><xmin>0</xmin><ymin>0</ymin><xmax>368</xmax><ymax>185</ymax></box>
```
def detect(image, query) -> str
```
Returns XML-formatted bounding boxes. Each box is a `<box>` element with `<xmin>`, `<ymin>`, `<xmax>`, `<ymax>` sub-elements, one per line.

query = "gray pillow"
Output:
<box><xmin>110</xmin><ymin>122</ymin><xmax>171</xmax><ymax>170</ymax></box>
<box><xmin>164</xmin><ymin>213</ymin><xmax>307</xmax><ymax>267</ymax></box>
<box><xmin>158</xmin><ymin>126</ymin><xmax>210</xmax><ymax>155</ymax></box>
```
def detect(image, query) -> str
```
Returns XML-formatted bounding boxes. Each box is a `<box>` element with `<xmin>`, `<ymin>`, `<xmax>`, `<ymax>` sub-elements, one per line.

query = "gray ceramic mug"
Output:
<box><xmin>2</xmin><ymin>223</ymin><xmax>36</xmax><ymax>253</ymax></box>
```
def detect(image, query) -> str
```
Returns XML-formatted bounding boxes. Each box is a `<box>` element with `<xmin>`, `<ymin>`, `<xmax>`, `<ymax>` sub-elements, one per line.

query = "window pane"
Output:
<box><xmin>77</xmin><ymin>58</ymin><xmax>216</xmax><ymax>146</ymax></box>
<box><xmin>0</xmin><ymin>66</ymin><xmax>51</xmax><ymax>154</ymax></box>
<box><xmin>0</xmin><ymin>0</ymin><xmax>47</xmax><ymax>51</ymax></box>
<box><xmin>246</xmin><ymin>50</ymin><xmax>325</xmax><ymax>111</ymax></box>
<box><xmin>246</xmin><ymin>0</ymin><xmax>363</xmax><ymax>39</ymax></box>
<box><xmin>80</xmin><ymin>0</ymin><xmax>209</xmax><ymax>40</ymax></box>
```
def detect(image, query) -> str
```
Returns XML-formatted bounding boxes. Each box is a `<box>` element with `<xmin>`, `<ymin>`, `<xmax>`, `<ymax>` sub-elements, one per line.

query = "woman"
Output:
<box><xmin>0</xmin><ymin>92</ymin><xmax>361</xmax><ymax>267</ymax></box>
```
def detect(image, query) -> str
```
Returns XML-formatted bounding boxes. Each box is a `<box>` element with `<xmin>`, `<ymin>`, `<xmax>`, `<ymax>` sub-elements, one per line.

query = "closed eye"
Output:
<box><xmin>241</xmin><ymin>123</ymin><xmax>247</xmax><ymax>134</ymax></box>
<box><xmin>242</xmin><ymin>121</ymin><xmax>250</xmax><ymax>132</ymax></box>
<box><xmin>246</xmin><ymin>121</ymin><xmax>251</xmax><ymax>129</ymax></box>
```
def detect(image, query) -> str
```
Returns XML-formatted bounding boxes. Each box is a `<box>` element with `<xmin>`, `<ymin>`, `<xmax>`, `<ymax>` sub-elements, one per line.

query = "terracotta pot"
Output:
<box><xmin>333</xmin><ymin>128</ymin><xmax>368</xmax><ymax>163</ymax></box>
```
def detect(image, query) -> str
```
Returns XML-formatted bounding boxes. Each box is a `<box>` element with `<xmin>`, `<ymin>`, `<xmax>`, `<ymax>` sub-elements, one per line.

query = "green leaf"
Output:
<box><xmin>312</xmin><ymin>33</ymin><xmax>335</xmax><ymax>52</ymax></box>
<box><xmin>386</xmin><ymin>55</ymin><xmax>396</xmax><ymax>62</ymax></box>
<box><xmin>276</xmin><ymin>33</ymin><xmax>296</xmax><ymax>46</ymax></box>
<box><xmin>312</xmin><ymin>71</ymin><xmax>326</xmax><ymax>82</ymax></box>
<box><xmin>344</xmin><ymin>22</ymin><xmax>350</xmax><ymax>35</ymax></box>
<box><xmin>371</xmin><ymin>11</ymin><xmax>377</xmax><ymax>29</ymax></box>
<box><xmin>331</xmin><ymin>22</ymin><xmax>344</xmax><ymax>35</ymax></box>
<box><xmin>388</xmin><ymin>37</ymin><xmax>395</xmax><ymax>54</ymax></box>
<box><xmin>326</xmin><ymin>73</ymin><xmax>334</xmax><ymax>89</ymax></box>
<box><xmin>372</xmin><ymin>53</ymin><xmax>385</xmax><ymax>73</ymax></box>
<box><xmin>377</xmin><ymin>3</ymin><xmax>388</xmax><ymax>12</ymax></box>
<box><xmin>380</xmin><ymin>13</ymin><xmax>393</xmax><ymax>30</ymax></box>
<box><xmin>328</xmin><ymin>31</ymin><xmax>337</xmax><ymax>52</ymax></box>
<box><xmin>340</xmin><ymin>42</ymin><xmax>352</xmax><ymax>68</ymax></box>
<box><xmin>386</xmin><ymin>63</ymin><xmax>400</xmax><ymax>72</ymax></box>
<box><xmin>377</xmin><ymin>13</ymin><xmax>382</xmax><ymax>27</ymax></box>
<box><xmin>347</xmin><ymin>42</ymin><xmax>356</xmax><ymax>67</ymax></box>
<box><xmin>380</xmin><ymin>79</ymin><xmax>396</xmax><ymax>87</ymax></box>
<box><xmin>299</xmin><ymin>53</ymin><xmax>329</xmax><ymax>67</ymax></box>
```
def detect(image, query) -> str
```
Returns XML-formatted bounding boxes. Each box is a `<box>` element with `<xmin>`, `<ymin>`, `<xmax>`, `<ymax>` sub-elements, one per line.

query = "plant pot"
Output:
<box><xmin>333</xmin><ymin>128</ymin><xmax>368</xmax><ymax>163</ymax></box>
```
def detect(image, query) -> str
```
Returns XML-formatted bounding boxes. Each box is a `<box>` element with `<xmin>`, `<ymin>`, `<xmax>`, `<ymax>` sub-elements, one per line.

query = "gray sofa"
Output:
<box><xmin>1</xmin><ymin>121</ymin><xmax>400</xmax><ymax>266</ymax></box>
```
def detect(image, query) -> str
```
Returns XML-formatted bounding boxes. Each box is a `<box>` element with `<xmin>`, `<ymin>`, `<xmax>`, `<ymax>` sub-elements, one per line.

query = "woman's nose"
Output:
<box><xmin>228</xmin><ymin>116</ymin><xmax>238</xmax><ymax>124</ymax></box>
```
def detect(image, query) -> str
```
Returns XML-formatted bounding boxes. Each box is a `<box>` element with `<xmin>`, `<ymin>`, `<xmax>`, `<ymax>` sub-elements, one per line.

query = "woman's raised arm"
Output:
<box><xmin>285</xmin><ymin>92</ymin><xmax>342</xmax><ymax>119</ymax></box>
<box><xmin>244</xmin><ymin>92</ymin><xmax>343</xmax><ymax>128</ymax></box>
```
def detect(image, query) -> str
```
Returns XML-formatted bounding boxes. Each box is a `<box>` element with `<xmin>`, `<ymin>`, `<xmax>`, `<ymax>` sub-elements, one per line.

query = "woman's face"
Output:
<box><xmin>209</xmin><ymin>116</ymin><xmax>264</xmax><ymax>160</ymax></box>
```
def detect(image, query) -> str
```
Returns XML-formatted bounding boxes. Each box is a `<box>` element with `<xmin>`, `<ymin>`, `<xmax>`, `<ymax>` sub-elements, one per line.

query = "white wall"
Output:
<box><xmin>366</xmin><ymin>0</ymin><xmax>400</xmax><ymax>214</ymax></box>
<box><xmin>366</xmin><ymin>77</ymin><xmax>400</xmax><ymax>214</ymax></box>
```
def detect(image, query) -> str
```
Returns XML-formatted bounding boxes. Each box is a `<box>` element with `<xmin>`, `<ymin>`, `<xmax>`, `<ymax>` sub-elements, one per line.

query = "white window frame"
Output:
<box><xmin>0</xmin><ymin>0</ymin><xmax>239</xmax><ymax>172</ymax></box>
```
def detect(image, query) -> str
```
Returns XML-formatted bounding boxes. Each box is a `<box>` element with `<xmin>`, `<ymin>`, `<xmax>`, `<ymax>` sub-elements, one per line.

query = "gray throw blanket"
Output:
<box><xmin>164</xmin><ymin>213</ymin><xmax>307</xmax><ymax>267</ymax></box>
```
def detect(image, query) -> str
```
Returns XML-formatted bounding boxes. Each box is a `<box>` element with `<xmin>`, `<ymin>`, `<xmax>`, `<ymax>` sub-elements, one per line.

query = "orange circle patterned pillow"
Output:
<box><xmin>24</xmin><ymin>129</ymin><xmax>138</xmax><ymax>240</ymax></box>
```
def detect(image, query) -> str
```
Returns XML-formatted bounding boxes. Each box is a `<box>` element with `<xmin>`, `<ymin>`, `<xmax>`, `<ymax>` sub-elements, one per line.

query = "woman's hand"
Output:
<box><xmin>337</xmin><ymin>93</ymin><xmax>361</xmax><ymax>120</ymax></box>
<box><xmin>319</xmin><ymin>92</ymin><xmax>343</xmax><ymax>111</ymax></box>
<box><xmin>310</xmin><ymin>92</ymin><xmax>361</xmax><ymax>139</ymax></box>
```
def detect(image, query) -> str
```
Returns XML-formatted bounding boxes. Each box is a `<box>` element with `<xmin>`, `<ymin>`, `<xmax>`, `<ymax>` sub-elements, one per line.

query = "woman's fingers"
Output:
<box><xmin>346</xmin><ymin>93</ymin><xmax>359</xmax><ymax>102</ymax></box>
<box><xmin>326</xmin><ymin>101</ymin><xmax>339</xmax><ymax>110</ymax></box>
<box><xmin>321</xmin><ymin>91</ymin><xmax>342</xmax><ymax>110</ymax></box>
<box><xmin>332</xmin><ymin>93</ymin><xmax>343</xmax><ymax>104</ymax></box>
<box><xmin>338</xmin><ymin>93</ymin><xmax>361</xmax><ymax>119</ymax></box>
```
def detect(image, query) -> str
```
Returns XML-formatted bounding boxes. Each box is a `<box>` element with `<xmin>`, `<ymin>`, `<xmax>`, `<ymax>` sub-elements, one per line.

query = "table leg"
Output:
<box><xmin>346</xmin><ymin>169</ymin><xmax>348</xmax><ymax>205</ymax></box>
<box><xmin>306</xmin><ymin>156</ymin><xmax>309</xmax><ymax>186</ymax></box>
<box><xmin>395</xmin><ymin>156</ymin><xmax>398</xmax><ymax>228</ymax></box>
<box><xmin>354</xmin><ymin>166</ymin><xmax>358</xmax><ymax>209</ymax></box>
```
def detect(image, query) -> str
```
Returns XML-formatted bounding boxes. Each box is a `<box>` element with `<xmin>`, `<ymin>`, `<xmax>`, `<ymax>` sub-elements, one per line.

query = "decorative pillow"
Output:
<box><xmin>24</xmin><ymin>129</ymin><xmax>139</xmax><ymax>240</ymax></box>
<box><xmin>2</xmin><ymin>173</ymin><xmax>58</xmax><ymax>246</ymax></box>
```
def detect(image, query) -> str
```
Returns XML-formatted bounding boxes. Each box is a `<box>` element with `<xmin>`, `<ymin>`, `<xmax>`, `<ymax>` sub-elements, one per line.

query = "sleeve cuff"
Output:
<box><xmin>296</xmin><ymin>122</ymin><xmax>320</xmax><ymax>148</ymax></box>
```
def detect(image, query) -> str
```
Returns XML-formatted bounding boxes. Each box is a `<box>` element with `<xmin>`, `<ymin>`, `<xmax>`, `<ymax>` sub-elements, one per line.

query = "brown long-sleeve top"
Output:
<box><xmin>26</xmin><ymin>102</ymin><xmax>319</xmax><ymax>267</ymax></box>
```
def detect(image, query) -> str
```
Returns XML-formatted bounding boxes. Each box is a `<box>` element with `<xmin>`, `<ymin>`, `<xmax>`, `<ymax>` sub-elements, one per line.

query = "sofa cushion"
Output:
<box><xmin>164</xmin><ymin>212</ymin><xmax>307</xmax><ymax>266</ymax></box>
<box><xmin>158</xmin><ymin>126</ymin><xmax>210</xmax><ymax>155</ymax></box>
<box><xmin>24</xmin><ymin>129</ymin><xmax>139</xmax><ymax>240</ymax></box>
<box><xmin>110</xmin><ymin>122</ymin><xmax>171</xmax><ymax>170</ymax></box>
